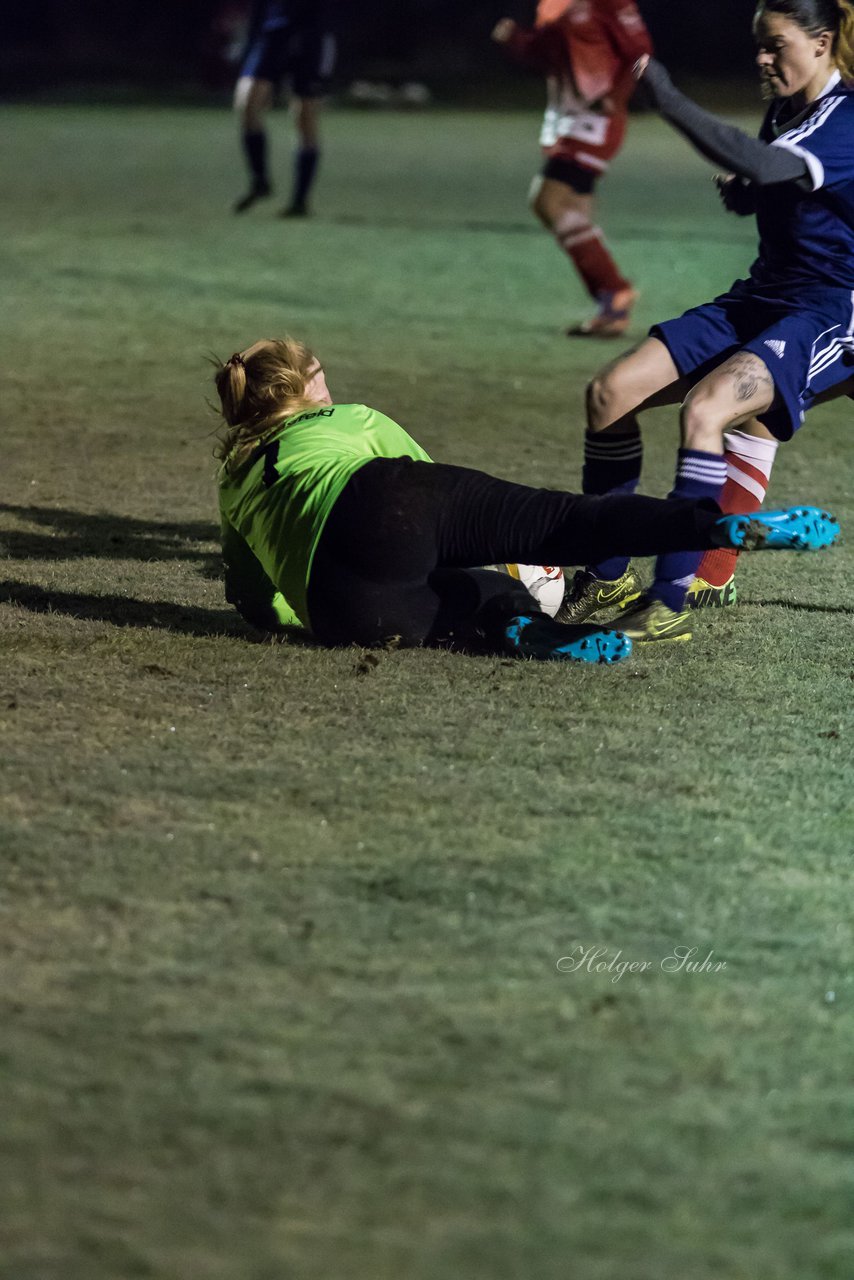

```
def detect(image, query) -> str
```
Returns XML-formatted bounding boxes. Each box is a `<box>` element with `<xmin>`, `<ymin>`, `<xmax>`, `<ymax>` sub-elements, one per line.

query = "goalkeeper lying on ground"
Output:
<box><xmin>214</xmin><ymin>336</ymin><xmax>839</xmax><ymax>666</ymax></box>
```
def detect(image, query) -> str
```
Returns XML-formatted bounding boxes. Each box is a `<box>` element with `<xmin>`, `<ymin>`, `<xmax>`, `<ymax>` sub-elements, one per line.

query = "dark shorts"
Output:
<box><xmin>240</xmin><ymin>26</ymin><xmax>336</xmax><ymax>97</ymax></box>
<box><xmin>542</xmin><ymin>155</ymin><xmax>598</xmax><ymax>196</ymax></box>
<box><xmin>652</xmin><ymin>280</ymin><xmax>854</xmax><ymax>440</ymax></box>
<box><xmin>540</xmin><ymin>110</ymin><xmax>628</xmax><ymax>185</ymax></box>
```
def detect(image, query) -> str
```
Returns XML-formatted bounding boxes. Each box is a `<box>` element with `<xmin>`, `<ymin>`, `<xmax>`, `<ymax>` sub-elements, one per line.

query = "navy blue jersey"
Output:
<box><xmin>749</xmin><ymin>76</ymin><xmax>854</xmax><ymax>296</ymax></box>
<box><xmin>249</xmin><ymin>1</ymin><xmax>331</xmax><ymax>37</ymax></box>
<box><xmin>241</xmin><ymin>0</ymin><xmax>336</xmax><ymax>92</ymax></box>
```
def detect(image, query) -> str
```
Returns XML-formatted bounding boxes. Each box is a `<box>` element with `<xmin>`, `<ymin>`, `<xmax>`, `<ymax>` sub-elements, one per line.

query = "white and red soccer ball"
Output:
<box><xmin>506</xmin><ymin>563</ymin><xmax>565</xmax><ymax>617</ymax></box>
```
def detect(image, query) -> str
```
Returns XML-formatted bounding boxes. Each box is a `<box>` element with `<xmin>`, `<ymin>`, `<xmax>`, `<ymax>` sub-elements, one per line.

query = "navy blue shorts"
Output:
<box><xmin>240</xmin><ymin>27</ymin><xmax>336</xmax><ymax>97</ymax></box>
<box><xmin>651</xmin><ymin>281</ymin><xmax>854</xmax><ymax>440</ymax></box>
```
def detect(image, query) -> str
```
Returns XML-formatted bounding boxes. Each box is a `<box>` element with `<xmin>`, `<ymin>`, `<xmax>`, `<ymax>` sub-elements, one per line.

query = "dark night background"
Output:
<box><xmin>0</xmin><ymin>2</ymin><xmax>758</xmax><ymax>98</ymax></box>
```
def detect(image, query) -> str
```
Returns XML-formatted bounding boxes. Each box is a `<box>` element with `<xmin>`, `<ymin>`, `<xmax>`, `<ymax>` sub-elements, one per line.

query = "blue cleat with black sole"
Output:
<box><xmin>503</xmin><ymin>615</ymin><xmax>632</xmax><ymax>665</ymax></box>
<box><xmin>715</xmin><ymin>506</ymin><xmax>840</xmax><ymax>552</ymax></box>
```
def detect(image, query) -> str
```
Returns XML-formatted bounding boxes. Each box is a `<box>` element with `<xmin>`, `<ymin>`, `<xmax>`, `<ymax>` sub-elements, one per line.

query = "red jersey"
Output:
<box><xmin>506</xmin><ymin>0</ymin><xmax>653</xmax><ymax>115</ymax></box>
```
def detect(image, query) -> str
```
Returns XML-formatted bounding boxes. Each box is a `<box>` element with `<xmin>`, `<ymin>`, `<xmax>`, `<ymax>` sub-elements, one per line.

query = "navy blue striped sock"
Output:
<box><xmin>651</xmin><ymin>449</ymin><xmax>726</xmax><ymax>610</ymax></box>
<box><xmin>583</xmin><ymin>428</ymin><xmax>643</xmax><ymax>580</ymax></box>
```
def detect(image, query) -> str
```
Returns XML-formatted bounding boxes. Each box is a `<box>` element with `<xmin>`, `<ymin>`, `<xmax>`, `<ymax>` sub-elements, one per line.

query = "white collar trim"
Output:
<box><xmin>820</xmin><ymin>70</ymin><xmax>842</xmax><ymax>97</ymax></box>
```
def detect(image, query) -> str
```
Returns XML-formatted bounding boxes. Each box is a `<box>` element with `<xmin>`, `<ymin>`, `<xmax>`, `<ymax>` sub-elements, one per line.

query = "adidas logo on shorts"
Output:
<box><xmin>764</xmin><ymin>339</ymin><xmax>787</xmax><ymax>359</ymax></box>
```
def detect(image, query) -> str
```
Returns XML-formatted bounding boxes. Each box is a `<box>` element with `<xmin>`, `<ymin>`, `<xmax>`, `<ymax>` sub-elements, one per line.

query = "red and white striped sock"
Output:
<box><xmin>552</xmin><ymin>209</ymin><xmax>630</xmax><ymax>300</ymax></box>
<box><xmin>697</xmin><ymin>428</ymin><xmax>779</xmax><ymax>587</ymax></box>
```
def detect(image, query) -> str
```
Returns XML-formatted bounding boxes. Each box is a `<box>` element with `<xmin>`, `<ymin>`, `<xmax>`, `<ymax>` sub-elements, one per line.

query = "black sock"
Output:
<box><xmin>243</xmin><ymin>130</ymin><xmax>268</xmax><ymax>187</ymax></box>
<box><xmin>291</xmin><ymin>145</ymin><xmax>319</xmax><ymax>208</ymax></box>
<box><xmin>583</xmin><ymin>427</ymin><xmax>642</xmax><ymax>580</ymax></box>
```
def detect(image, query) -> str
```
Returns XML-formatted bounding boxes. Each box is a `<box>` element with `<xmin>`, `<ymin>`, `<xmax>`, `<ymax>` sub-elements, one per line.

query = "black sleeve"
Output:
<box><xmin>640</xmin><ymin>58</ymin><xmax>810</xmax><ymax>187</ymax></box>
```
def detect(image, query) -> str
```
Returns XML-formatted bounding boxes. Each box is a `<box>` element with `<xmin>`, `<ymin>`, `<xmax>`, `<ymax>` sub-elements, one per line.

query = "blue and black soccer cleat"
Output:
<box><xmin>716</xmin><ymin>506</ymin><xmax>840</xmax><ymax>552</ymax></box>
<box><xmin>503</xmin><ymin>615</ymin><xmax>632</xmax><ymax>665</ymax></box>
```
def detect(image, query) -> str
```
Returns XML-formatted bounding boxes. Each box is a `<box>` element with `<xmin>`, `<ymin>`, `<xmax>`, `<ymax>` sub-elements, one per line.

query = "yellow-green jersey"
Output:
<box><xmin>218</xmin><ymin>402</ymin><xmax>432</xmax><ymax>631</ymax></box>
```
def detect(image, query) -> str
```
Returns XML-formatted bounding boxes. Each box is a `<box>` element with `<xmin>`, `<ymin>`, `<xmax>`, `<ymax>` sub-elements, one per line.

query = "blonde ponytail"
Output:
<box><xmin>212</xmin><ymin>337</ymin><xmax>321</xmax><ymax>470</ymax></box>
<box><xmin>216</xmin><ymin>354</ymin><xmax>249</xmax><ymax>427</ymax></box>
<box><xmin>835</xmin><ymin>0</ymin><xmax>854</xmax><ymax>79</ymax></box>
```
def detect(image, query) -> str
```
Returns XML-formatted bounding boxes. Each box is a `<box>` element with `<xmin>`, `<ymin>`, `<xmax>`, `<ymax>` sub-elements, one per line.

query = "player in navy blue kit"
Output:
<box><xmin>234</xmin><ymin>0</ymin><xmax>336</xmax><ymax>216</ymax></box>
<box><xmin>558</xmin><ymin>0</ymin><xmax>854</xmax><ymax>642</ymax></box>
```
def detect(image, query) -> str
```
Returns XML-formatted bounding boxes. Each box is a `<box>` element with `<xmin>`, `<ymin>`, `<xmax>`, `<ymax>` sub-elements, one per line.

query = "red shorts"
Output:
<box><xmin>541</xmin><ymin>109</ymin><xmax>628</xmax><ymax>177</ymax></box>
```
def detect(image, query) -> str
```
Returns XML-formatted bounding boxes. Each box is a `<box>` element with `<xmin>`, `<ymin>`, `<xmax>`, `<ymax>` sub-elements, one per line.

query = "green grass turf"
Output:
<box><xmin>1</xmin><ymin>104</ymin><xmax>853</xmax><ymax>1280</ymax></box>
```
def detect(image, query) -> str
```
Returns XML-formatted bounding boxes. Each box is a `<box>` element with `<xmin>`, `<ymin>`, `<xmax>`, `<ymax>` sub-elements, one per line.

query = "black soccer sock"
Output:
<box><xmin>243</xmin><ymin>129</ymin><xmax>269</xmax><ymax>187</ymax></box>
<box><xmin>291</xmin><ymin>145</ymin><xmax>319</xmax><ymax>209</ymax></box>
<box><xmin>582</xmin><ymin>427</ymin><xmax>643</xmax><ymax>580</ymax></box>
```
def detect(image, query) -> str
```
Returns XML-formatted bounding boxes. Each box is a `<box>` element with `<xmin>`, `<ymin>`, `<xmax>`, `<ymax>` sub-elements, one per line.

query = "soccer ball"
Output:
<box><xmin>506</xmin><ymin>563</ymin><xmax>565</xmax><ymax>617</ymax></box>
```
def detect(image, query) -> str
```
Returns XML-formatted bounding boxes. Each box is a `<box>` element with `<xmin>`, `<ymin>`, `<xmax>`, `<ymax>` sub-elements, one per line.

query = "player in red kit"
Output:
<box><xmin>493</xmin><ymin>0</ymin><xmax>653</xmax><ymax>337</ymax></box>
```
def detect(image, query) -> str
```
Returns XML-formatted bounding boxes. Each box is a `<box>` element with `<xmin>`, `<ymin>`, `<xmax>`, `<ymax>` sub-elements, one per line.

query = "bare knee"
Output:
<box><xmin>294</xmin><ymin>97</ymin><xmax>320</xmax><ymax>146</ymax></box>
<box><xmin>234</xmin><ymin>77</ymin><xmax>253</xmax><ymax>124</ymax></box>
<box><xmin>235</xmin><ymin>77</ymin><xmax>269</xmax><ymax>130</ymax></box>
<box><xmin>529</xmin><ymin>176</ymin><xmax>590</xmax><ymax>228</ymax></box>
<box><xmin>587</xmin><ymin>366</ymin><xmax>631</xmax><ymax>431</ymax></box>
<box><xmin>682</xmin><ymin>351</ymin><xmax>776</xmax><ymax>451</ymax></box>
<box><xmin>528</xmin><ymin>176</ymin><xmax>551</xmax><ymax>223</ymax></box>
<box><xmin>586</xmin><ymin>339</ymin><xmax>682</xmax><ymax>431</ymax></box>
<box><xmin>680</xmin><ymin>388</ymin><xmax>727</xmax><ymax>453</ymax></box>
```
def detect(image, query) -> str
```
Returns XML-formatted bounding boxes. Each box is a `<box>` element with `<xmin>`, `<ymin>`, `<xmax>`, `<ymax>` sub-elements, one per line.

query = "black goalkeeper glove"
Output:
<box><xmin>715</xmin><ymin>174</ymin><xmax>757</xmax><ymax>217</ymax></box>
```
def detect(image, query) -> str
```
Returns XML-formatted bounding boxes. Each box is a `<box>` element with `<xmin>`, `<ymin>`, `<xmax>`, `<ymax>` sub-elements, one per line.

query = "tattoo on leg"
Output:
<box><xmin>724</xmin><ymin>351</ymin><xmax>774</xmax><ymax>405</ymax></box>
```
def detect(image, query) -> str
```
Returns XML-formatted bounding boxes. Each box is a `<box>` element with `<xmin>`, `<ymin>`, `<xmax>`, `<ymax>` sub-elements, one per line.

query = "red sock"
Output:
<box><xmin>697</xmin><ymin>429</ymin><xmax>779</xmax><ymax>586</ymax></box>
<box><xmin>553</xmin><ymin>210</ymin><xmax>630</xmax><ymax>299</ymax></box>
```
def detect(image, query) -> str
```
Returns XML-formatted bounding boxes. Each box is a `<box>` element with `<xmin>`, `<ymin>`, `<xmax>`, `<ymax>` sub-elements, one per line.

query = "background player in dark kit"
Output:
<box><xmin>234</xmin><ymin>0</ymin><xmax>336</xmax><ymax>216</ymax></box>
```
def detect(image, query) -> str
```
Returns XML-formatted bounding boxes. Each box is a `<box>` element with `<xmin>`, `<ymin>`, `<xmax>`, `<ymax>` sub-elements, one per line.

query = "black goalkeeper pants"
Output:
<box><xmin>306</xmin><ymin>458</ymin><xmax>723</xmax><ymax>649</ymax></box>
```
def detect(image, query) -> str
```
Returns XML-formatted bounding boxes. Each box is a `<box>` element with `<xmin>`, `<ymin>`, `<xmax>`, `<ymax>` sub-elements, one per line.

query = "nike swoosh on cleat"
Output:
<box><xmin>633</xmin><ymin>618</ymin><xmax>692</xmax><ymax>642</ymax></box>
<box><xmin>597</xmin><ymin>582</ymin><xmax>631</xmax><ymax>606</ymax></box>
<box><xmin>640</xmin><ymin>626</ymin><xmax>691</xmax><ymax>642</ymax></box>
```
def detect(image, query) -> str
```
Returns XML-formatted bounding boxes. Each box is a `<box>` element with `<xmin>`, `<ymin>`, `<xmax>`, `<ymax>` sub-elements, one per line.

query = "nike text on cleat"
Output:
<box><xmin>716</xmin><ymin>506</ymin><xmax>840</xmax><ymax>552</ymax></box>
<box><xmin>617</xmin><ymin>594</ymin><xmax>692</xmax><ymax>643</ymax></box>
<box><xmin>503</xmin><ymin>615</ymin><xmax>632</xmax><ymax>665</ymax></box>
<box><xmin>685</xmin><ymin>575</ymin><xmax>737</xmax><ymax>610</ymax></box>
<box><xmin>555</xmin><ymin>565</ymin><xmax>643</xmax><ymax>625</ymax></box>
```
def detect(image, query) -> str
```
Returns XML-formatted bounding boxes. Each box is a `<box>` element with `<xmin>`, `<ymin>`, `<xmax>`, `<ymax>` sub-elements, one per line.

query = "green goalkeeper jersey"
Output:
<box><xmin>219</xmin><ymin>402</ymin><xmax>432</xmax><ymax>631</ymax></box>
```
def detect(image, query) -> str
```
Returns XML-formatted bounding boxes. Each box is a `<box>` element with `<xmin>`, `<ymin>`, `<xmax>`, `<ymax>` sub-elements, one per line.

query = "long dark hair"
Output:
<box><xmin>756</xmin><ymin>0</ymin><xmax>854</xmax><ymax>78</ymax></box>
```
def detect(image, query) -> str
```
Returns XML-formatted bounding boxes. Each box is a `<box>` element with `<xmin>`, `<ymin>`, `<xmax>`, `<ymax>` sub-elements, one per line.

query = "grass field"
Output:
<box><xmin>2</xmin><ymin>103</ymin><xmax>853</xmax><ymax>1280</ymax></box>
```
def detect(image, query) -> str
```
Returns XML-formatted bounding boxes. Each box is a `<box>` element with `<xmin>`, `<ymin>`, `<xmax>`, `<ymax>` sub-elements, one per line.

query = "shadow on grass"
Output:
<box><xmin>0</xmin><ymin>504</ymin><xmax>222</xmax><ymax>575</ymax></box>
<box><xmin>752</xmin><ymin>598</ymin><xmax>854</xmax><ymax>615</ymax></box>
<box><xmin>0</xmin><ymin>579</ymin><xmax>317</xmax><ymax>645</ymax></box>
<box><xmin>0</xmin><ymin>579</ymin><xmax>242</xmax><ymax>637</ymax></box>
